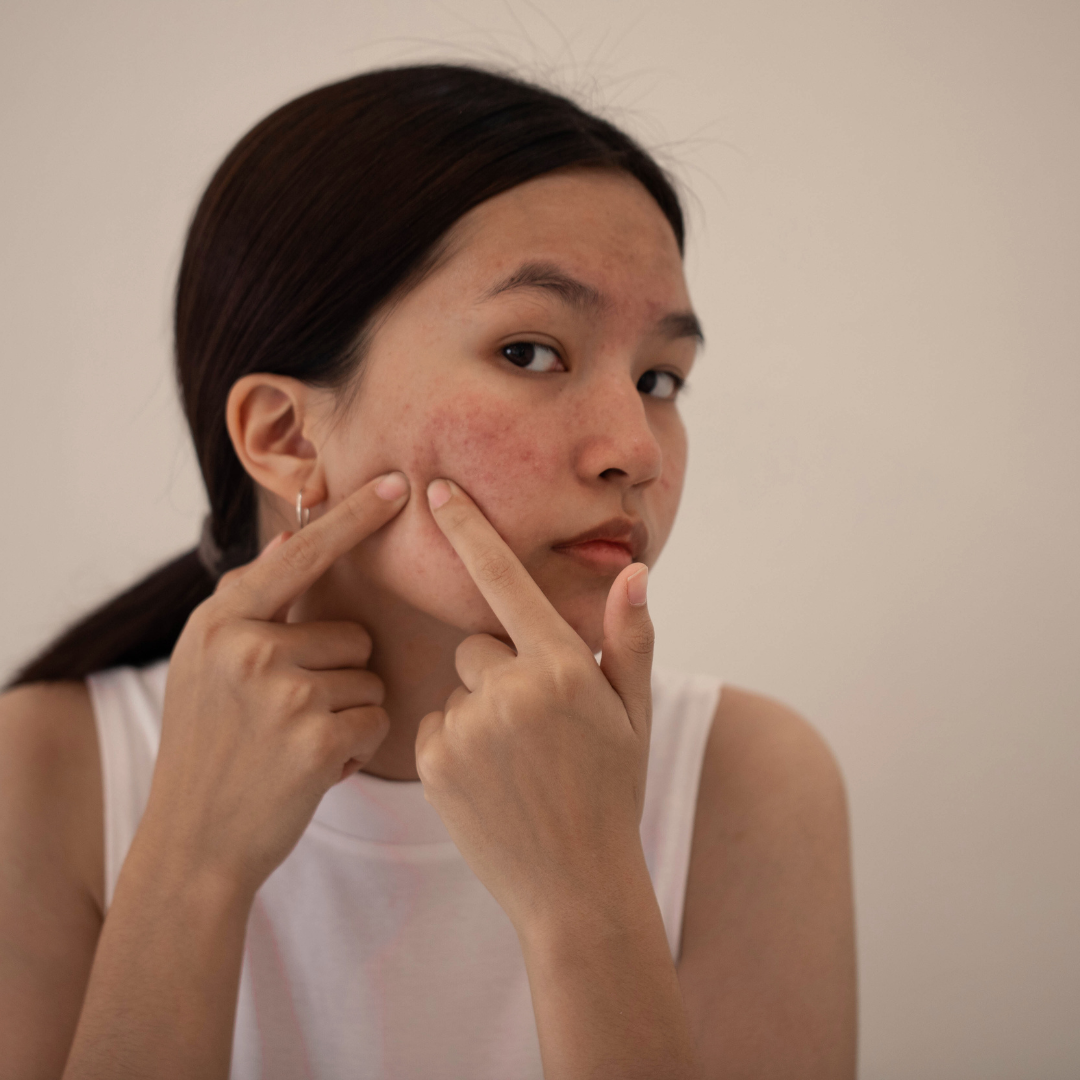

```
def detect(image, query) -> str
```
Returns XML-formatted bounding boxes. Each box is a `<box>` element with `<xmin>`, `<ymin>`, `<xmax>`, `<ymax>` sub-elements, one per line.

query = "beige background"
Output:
<box><xmin>2</xmin><ymin>1</ymin><xmax>1077</xmax><ymax>1076</ymax></box>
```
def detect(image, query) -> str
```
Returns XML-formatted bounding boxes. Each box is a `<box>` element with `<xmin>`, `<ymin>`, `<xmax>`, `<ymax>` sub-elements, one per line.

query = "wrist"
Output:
<box><xmin>513</xmin><ymin>852</ymin><xmax>700</xmax><ymax>1080</ymax></box>
<box><xmin>119</xmin><ymin>823</ymin><xmax>257</xmax><ymax>926</ymax></box>
<box><xmin>515</xmin><ymin>844</ymin><xmax>662</xmax><ymax>962</ymax></box>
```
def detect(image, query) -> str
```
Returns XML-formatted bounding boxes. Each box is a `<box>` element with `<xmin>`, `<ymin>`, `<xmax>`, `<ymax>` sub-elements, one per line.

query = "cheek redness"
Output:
<box><xmin>415</xmin><ymin>397</ymin><xmax>557</xmax><ymax>520</ymax></box>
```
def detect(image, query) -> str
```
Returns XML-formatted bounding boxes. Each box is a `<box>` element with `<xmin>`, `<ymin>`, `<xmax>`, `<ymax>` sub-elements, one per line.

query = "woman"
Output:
<box><xmin>0</xmin><ymin>65</ymin><xmax>856</xmax><ymax>1079</ymax></box>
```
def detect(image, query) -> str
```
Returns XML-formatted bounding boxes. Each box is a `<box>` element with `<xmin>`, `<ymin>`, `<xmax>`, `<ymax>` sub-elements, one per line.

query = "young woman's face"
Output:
<box><xmin>317</xmin><ymin>168</ymin><xmax>701</xmax><ymax>651</ymax></box>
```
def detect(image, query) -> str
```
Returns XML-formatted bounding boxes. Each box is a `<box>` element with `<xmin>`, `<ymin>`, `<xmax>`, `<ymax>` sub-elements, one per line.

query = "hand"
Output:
<box><xmin>137</xmin><ymin>472</ymin><xmax>411</xmax><ymax>900</ymax></box>
<box><xmin>415</xmin><ymin>478</ymin><xmax>654</xmax><ymax>937</ymax></box>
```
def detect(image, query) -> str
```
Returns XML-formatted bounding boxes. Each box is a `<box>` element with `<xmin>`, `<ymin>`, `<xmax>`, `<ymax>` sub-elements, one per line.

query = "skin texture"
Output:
<box><xmin>230</xmin><ymin>168</ymin><xmax>697</xmax><ymax>780</ymax></box>
<box><xmin>0</xmin><ymin>168</ymin><xmax>856</xmax><ymax>1079</ymax></box>
<box><xmin>310</xmin><ymin>168</ymin><xmax>689</xmax><ymax>645</ymax></box>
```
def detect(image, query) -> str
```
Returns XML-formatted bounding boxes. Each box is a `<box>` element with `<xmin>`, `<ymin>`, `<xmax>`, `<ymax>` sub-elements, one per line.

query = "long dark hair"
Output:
<box><xmin>9</xmin><ymin>63</ymin><xmax>685</xmax><ymax>688</ymax></box>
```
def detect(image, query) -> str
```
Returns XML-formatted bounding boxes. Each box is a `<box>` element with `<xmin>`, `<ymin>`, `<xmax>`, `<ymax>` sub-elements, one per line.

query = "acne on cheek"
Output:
<box><xmin>412</xmin><ymin>395</ymin><xmax>558</xmax><ymax>531</ymax></box>
<box><xmin>342</xmin><ymin>389</ymin><xmax>562</xmax><ymax>629</ymax></box>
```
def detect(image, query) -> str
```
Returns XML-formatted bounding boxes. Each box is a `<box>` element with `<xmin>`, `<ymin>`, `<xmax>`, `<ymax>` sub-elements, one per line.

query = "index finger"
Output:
<box><xmin>426</xmin><ymin>478</ymin><xmax>571</xmax><ymax>653</ymax></box>
<box><xmin>226</xmin><ymin>471</ymin><xmax>410</xmax><ymax>621</ymax></box>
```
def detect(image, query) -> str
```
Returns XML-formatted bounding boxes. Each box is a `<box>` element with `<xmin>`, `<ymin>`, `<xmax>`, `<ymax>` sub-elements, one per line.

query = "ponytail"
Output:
<box><xmin>6</xmin><ymin>550</ymin><xmax>214</xmax><ymax>688</ymax></box>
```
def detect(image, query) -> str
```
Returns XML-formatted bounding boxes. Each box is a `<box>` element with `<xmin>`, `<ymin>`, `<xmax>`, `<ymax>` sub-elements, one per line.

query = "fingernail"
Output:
<box><xmin>375</xmin><ymin>471</ymin><xmax>409</xmax><ymax>500</ymax></box>
<box><xmin>627</xmin><ymin>566</ymin><xmax>649</xmax><ymax>607</ymax></box>
<box><xmin>427</xmin><ymin>479</ymin><xmax>452</xmax><ymax>510</ymax></box>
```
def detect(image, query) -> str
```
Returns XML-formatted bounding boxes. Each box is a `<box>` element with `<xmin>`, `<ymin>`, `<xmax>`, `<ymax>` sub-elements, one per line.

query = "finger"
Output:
<box><xmin>307</xmin><ymin>668</ymin><xmax>385</xmax><ymax>712</ymax></box>
<box><xmin>260</xmin><ymin>620</ymin><xmax>373</xmax><ymax>670</ymax></box>
<box><xmin>427</xmin><ymin>478</ymin><xmax>568</xmax><ymax>652</ymax></box>
<box><xmin>455</xmin><ymin>633</ymin><xmax>516</xmax><ymax>691</ymax></box>
<box><xmin>214</xmin><ymin>531</ymin><xmax>290</xmax><ymax>595</ymax></box>
<box><xmin>227</xmin><ymin>471</ymin><xmax>410</xmax><ymax>622</ymax></box>
<box><xmin>332</xmin><ymin>705</ymin><xmax>391</xmax><ymax>780</ymax></box>
<box><xmin>444</xmin><ymin>684</ymin><xmax>470</xmax><ymax>713</ymax></box>
<box><xmin>414</xmin><ymin>709</ymin><xmax>445</xmax><ymax>787</ymax></box>
<box><xmin>599</xmin><ymin>563</ymin><xmax>654</xmax><ymax>737</ymax></box>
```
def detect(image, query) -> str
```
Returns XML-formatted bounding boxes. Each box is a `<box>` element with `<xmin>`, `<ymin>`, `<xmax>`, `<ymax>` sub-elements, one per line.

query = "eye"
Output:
<box><xmin>637</xmin><ymin>369</ymin><xmax>684</xmax><ymax>400</ymax></box>
<box><xmin>500</xmin><ymin>341</ymin><xmax>565</xmax><ymax>373</ymax></box>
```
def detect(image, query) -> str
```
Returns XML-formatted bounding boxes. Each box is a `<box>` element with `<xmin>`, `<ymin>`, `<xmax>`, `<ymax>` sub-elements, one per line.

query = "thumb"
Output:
<box><xmin>599</xmin><ymin>563</ymin><xmax>654</xmax><ymax>736</ymax></box>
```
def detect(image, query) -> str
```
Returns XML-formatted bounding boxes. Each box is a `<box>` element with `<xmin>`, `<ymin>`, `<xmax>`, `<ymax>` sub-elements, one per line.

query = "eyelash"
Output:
<box><xmin>499</xmin><ymin>341</ymin><xmax>686</xmax><ymax>401</ymax></box>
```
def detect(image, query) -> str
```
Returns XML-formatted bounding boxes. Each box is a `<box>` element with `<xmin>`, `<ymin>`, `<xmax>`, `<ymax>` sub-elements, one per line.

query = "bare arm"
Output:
<box><xmin>419</xmin><ymin>480</ymin><xmax>853</xmax><ymax>1078</ymax></box>
<box><xmin>503</xmin><ymin>689</ymin><xmax>857</xmax><ymax>1080</ymax></box>
<box><xmin>64</xmin><ymin>832</ymin><xmax>253</xmax><ymax>1080</ymax></box>
<box><xmin>677</xmin><ymin>686</ymin><xmax>857</xmax><ymax>1079</ymax></box>
<box><xmin>3</xmin><ymin>474</ymin><xmax>409</xmax><ymax>1079</ymax></box>
<box><xmin>0</xmin><ymin>682</ymin><xmax>103</xmax><ymax>1080</ymax></box>
<box><xmin>0</xmin><ymin>682</ymin><xmax>253</xmax><ymax>1080</ymax></box>
<box><xmin>517</xmin><ymin>853</ymin><xmax>701</xmax><ymax>1080</ymax></box>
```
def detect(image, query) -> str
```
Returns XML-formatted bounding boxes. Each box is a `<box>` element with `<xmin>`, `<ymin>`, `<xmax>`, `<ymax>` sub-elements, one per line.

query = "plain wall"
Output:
<box><xmin>2</xmin><ymin>1</ymin><xmax>1077</xmax><ymax>1076</ymax></box>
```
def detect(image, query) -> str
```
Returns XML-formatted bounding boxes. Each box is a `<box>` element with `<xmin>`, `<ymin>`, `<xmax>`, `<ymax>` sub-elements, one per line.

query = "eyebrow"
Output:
<box><xmin>482</xmin><ymin>260</ymin><xmax>704</xmax><ymax>344</ymax></box>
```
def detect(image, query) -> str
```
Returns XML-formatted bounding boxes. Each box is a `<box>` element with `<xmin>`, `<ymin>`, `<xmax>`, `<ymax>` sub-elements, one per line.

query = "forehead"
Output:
<box><xmin>434</xmin><ymin>169</ymin><xmax>689</xmax><ymax>306</ymax></box>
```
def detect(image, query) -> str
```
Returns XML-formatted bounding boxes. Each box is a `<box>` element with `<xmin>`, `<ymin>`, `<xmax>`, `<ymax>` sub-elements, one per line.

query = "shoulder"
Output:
<box><xmin>0</xmin><ymin>680</ymin><xmax>104</xmax><ymax>912</ymax></box>
<box><xmin>685</xmin><ymin>682</ymin><xmax>851</xmax><ymax>915</ymax></box>
<box><xmin>677</xmin><ymin>684</ymin><xmax>856</xmax><ymax>1077</ymax></box>
<box><xmin>700</xmin><ymin>683</ymin><xmax>847</xmax><ymax>820</ymax></box>
<box><xmin>683</xmin><ymin>683</ymin><xmax>851</xmax><ymax>936</ymax></box>
<box><xmin>0</xmin><ymin>678</ymin><xmax>96</xmax><ymax>754</ymax></box>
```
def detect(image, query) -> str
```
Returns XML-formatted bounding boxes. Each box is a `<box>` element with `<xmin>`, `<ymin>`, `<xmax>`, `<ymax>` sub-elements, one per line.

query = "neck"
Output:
<box><xmin>293</xmin><ymin>571</ymin><xmax>467</xmax><ymax>782</ymax></box>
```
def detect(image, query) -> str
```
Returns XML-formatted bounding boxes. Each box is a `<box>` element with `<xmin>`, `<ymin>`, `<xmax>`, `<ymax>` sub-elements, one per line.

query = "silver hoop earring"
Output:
<box><xmin>296</xmin><ymin>488</ymin><xmax>310</xmax><ymax>530</ymax></box>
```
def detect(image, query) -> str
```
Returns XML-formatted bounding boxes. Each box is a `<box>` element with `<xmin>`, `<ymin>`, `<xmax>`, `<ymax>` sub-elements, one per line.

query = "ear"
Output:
<box><xmin>225</xmin><ymin>373</ymin><xmax>328</xmax><ymax>519</ymax></box>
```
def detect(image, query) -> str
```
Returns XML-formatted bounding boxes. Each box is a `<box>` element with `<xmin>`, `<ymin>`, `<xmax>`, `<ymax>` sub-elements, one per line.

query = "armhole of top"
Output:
<box><xmin>85</xmin><ymin>663</ymin><xmax>167</xmax><ymax>910</ymax></box>
<box><xmin>644</xmin><ymin>669</ymin><xmax>723</xmax><ymax>964</ymax></box>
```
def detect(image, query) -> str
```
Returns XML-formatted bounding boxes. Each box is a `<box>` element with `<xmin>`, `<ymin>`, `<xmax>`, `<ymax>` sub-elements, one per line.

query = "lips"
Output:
<box><xmin>551</xmin><ymin>517</ymin><xmax>649</xmax><ymax>564</ymax></box>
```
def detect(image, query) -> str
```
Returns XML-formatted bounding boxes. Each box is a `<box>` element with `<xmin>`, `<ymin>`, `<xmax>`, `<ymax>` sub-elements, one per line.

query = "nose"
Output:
<box><xmin>571</xmin><ymin>370</ymin><xmax>664</xmax><ymax>489</ymax></box>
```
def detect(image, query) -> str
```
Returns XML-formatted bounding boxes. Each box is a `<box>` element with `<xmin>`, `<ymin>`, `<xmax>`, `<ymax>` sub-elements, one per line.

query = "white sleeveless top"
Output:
<box><xmin>88</xmin><ymin>660</ymin><xmax>721</xmax><ymax>1079</ymax></box>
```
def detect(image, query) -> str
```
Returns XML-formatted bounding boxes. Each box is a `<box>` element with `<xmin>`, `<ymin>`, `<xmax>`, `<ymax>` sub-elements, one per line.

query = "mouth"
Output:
<box><xmin>551</xmin><ymin>517</ymin><xmax>648</xmax><ymax>574</ymax></box>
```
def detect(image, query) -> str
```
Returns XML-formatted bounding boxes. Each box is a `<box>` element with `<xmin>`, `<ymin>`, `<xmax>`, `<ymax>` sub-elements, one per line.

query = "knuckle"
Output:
<box><xmin>297</xmin><ymin>720</ymin><xmax>340</xmax><ymax>771</ymax></box>
<box><xmin>347</xmin><ymin>623</ymin><xmax>373</xmax><ymax>662</ymax></box>
<box><xmin>543</xmin><ymin>652</ymin><xmax>588</xmax><ymax>700</ymax></box>
<box><xmin>474</xmin><ymin>550</ymin><xmax>514</xmax><ymax>589</ymax></box>
<box><xmin>368</xmin><ymin>704</ymin><xmax>391</xmax><ymax>733</ymax></box>
<box><xmin>357</xmin><ymin>671</ymin><xmax>386</xmax><ymax>706</ymax></box>
<box><xmin>278</xmin><ymin>675</ymin><xmax>315</xmax><ymax>714</ymax></box>
<box><xmin>214</xmin><ymin>565</ymin><xmax>245</xmax><ymax>593</ymax></box>
<box><xmin>453</xmin><ymin>637</ymin><xmax>478</xmax><ymax>671</ymax></box>
<box><xmin>358</xmin><ymin>706</ymin><xmax>391</xmax><ymax>745</ymax></box>
<box><xmin>488</xmin><ymin>665</ymin><xmax>516</xmax><ymax>697</ymax></box>
<box><xmin>625</xmin><ymin>619</ymin><xmax>656</xmax><ymax>657</ymax></box>
<box><xmin>278</xmin><ymin>531</ymin><xmax>321</xmax><ymax>578</ymax></box>
<box><xmin>225</xmin><ymin>627</ymin><xmax>277</xmax><ymax>681</ymax></box>
<box><xmin>445</xmin><ymin>685</ymin><xmax>468</xmax><ymax>712</ymax></box>
<box><xmin>415</xmin><ymin>735</ymin><xmax>447</xmax><ymax>787</ymax></box>
<box><xmin>213</xmin><ymin>580</ymin><xmax>255</xmax><ymax>623</ymax></box>
<box><xmin>184</xmin><ymin>598</ymin><xmax>219</xmax><ymax>642</ymax></box>
<box><xmin>341</xmin><ymin>489</ymin><xmax>378</xmax><ymax>532</ymax></box>
<box><xmin>438</xmin><ymin>500</ymin><xmax>470</xmax><ymax>529</ymax></box>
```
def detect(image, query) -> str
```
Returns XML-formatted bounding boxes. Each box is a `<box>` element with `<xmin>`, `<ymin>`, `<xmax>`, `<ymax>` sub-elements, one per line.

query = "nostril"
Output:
<box><xmin>600</xmin><ymin>467</ymin><xmax>628</xmax><ymax>480</ymax></box>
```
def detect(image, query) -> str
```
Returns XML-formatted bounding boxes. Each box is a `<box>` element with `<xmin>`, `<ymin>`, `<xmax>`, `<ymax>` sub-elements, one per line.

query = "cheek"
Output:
<box><xmin>409</xmin><ymin>392</ymin><xmax>560</xmax><ymax>528</ymax></box>
<box><xmin>355</xmin><ymin>390</ymin><xmax>566</xmax><ymax>633</ymax></box>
